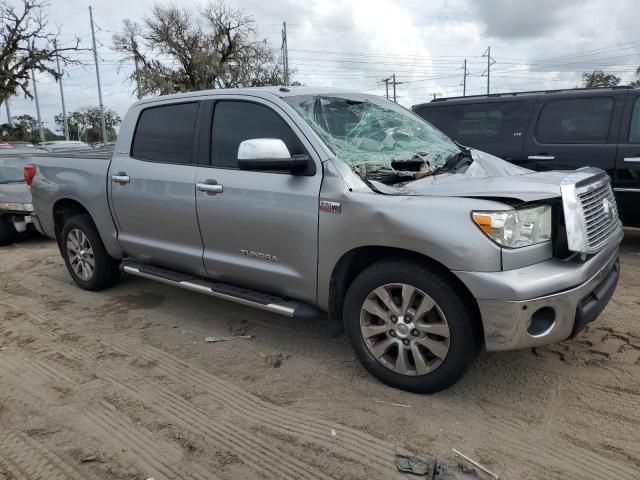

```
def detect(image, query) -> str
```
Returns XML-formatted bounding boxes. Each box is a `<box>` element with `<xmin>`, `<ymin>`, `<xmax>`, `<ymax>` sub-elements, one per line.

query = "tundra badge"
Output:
<box><xmin>319</xmin><ymin>200</ymin><xmax>341</xmax><ymax>214</ymax></box>
<box><xmin>241</xmin><ymin>250</ymin><xmax>279</xmax><ymax>262</ymax></box>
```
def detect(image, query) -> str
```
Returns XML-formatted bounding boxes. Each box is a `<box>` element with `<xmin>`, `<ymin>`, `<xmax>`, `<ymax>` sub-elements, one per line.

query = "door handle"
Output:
<box><xmin>623</xmin><ymin>157</ymin><xmax>640</xmax><ymax>163</ymax></box>
<box><xmin>196</xmin><ymin>182</ymin><xmax>223</xmax><ymax>194</ymax></box>
<box><xmin>111</xmin><ymin>173</ymin><xmax>130</xmax><ymax>184</ymax></box>
<box><xmin>528</xmin><ymin>155</ymin><xmax>555</xmax><ymax>161</ymax></box>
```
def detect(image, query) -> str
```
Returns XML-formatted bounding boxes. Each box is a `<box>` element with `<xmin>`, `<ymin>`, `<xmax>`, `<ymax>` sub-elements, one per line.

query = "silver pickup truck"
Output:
<box><xmin>27</xmin><ymin>87</ymin><xmax>623</xmax><ymax>393</ymax></box>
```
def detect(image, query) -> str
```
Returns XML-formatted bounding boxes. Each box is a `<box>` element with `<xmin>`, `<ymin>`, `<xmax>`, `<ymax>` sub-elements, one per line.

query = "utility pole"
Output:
<box><xmin>391</xmin><ymin>74</ymin><xmax>403</xmax><ymax>103</ymax></box>
<box><xmin>461</xmin><ymin>59</ymin><xmax>469</xmax><ymax>97</ymax></box>
<box><xmin>31</xmin><ymin>69</ymin><xmax>45</xmax><ymax>142</ymax></box>
<box><xmin>482</xmin><ymin>46</ymin><xmax>496</xmax><ymax>95</ymax></box>
<box><xmin>381</xmin><ymin>77</ymin><xmax>391</xmax><ymax>99</ymax></box>
<box><xmin>54</xmin><ymin>39</ymin><xmax>69</xmax><ymax>140</ymax></box>
<box><xmin>89</xmin><ymin>6</ymin><xmax>108</xmax><ymax>143</ymax></box>
<box><xmin>5</xmin><ymin>99</ymin><xmax>12</xmax><ymax>127</ymax></box>
<box><xmin>281</xmin><ymin>21</ymin><xmax>289</xmax><ymax>86</ymax></box>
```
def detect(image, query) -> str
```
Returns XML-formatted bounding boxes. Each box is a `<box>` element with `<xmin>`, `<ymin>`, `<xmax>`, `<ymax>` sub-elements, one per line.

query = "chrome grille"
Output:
<box><xmin>577</xmin><ymin>182</ymin><xmax>619</xmax><ymax>252</ymax></box>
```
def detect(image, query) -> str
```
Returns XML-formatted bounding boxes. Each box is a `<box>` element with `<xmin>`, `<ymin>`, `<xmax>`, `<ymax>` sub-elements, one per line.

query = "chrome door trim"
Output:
<box><xmin>528</xmin><ymin>155</ymin><xmax>556</xmax><ymax>161</ymax></box>
<box><xmin>623</xmin><ymin>157</ymin><xmax>640</xmax><ymax>163</ymax></box>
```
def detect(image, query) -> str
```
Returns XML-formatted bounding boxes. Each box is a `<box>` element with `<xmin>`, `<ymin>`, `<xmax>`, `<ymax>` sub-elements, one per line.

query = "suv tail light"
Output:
<box><xmin>24</xmin><ymin>163</ymin><xmax>36</xmax><ymax>186</ymax></box>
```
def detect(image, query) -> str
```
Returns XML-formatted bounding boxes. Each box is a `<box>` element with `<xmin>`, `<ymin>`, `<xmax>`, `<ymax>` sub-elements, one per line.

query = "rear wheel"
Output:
<box><xmin>60</xmin><ymin>214</ymin><xmax>120</xmax><ymax>290</ymax></box>
<box><xmin>0</xmin><ymin>216</ymin><xmax>16</xmax><ymax>246</ymax></box>
<box><xmin>343</xmin><ymin>260</ymin><xmax>479</xmax><ymax>393</ymax></box>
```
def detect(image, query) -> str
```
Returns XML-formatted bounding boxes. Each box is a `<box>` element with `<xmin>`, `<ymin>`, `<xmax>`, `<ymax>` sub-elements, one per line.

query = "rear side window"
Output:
<box><xmin>629</xmin><ymin>97</ymin><xmax>640</xmax><ymax>143</ymax></box>
<box><xmin>211</xmin><ymin>101</ymin><xmax>305</xmax><ymax>168</ymax></box>
<box><xmin>536</xmin><ymin>97</ymin><xmax>613</xmax><ymax>144</ymax></box>
<box><xmin>132</xmin><ymin>102</ymin><xmax>199</xmax><ymax>163</ymax></box>
<box><xmin>416</xmin><ymin>102</ymin><xmax>529</xmax><ymax>144</ymax></box>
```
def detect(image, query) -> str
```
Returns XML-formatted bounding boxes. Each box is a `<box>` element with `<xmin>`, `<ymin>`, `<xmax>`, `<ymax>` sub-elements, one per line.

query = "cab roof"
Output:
<box><xmin>133</xmin><ymin>86</ymin><xmax>369</xmax><ymax>107</ymax></box>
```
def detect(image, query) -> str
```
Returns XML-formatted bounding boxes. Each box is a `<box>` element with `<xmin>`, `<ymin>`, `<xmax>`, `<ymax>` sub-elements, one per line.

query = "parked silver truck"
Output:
<box><xmin>27</xmin><ymin>87</ymin><xmax>622</xmax><ymax>392</ymax></box>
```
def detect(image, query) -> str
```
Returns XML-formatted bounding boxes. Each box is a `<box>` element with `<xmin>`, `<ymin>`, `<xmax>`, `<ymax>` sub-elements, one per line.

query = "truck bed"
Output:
<box><xmin>29</xmin><ymin>146</ymin><xmax>123</xmax><ymax>258</ymax></box>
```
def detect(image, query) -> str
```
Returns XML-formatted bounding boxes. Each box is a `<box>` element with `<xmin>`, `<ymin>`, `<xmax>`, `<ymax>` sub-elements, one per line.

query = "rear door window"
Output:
<box><xmin>417</xmin><ymin>102</ymin><xmax>529</xmax><ymax>144</ymax></box>
<box><xmin>211</xmin><ymin>101</ymin><xmax>306</xmax><ymax>169</ymax></box>
<box><xmin>131</xmin><ymin>102</ymin><xmax>199</xmax><ymax>164</ymax></box>
<box><xmin>535</xmin><ymin>97</ymin><xmax>613</xmax><ymax>144</ymax></box>
<box><xmin>629</xmin><ymin>97</ymin><xmax>640</xmax><ymax>143</ymax></box>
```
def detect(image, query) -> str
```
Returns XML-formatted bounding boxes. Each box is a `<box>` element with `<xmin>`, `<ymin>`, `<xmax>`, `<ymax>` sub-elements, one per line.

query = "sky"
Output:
<box><xmin>3</xmin><ymin>0</ymin><xmax>640</xmax><ymax>136</ymax></box>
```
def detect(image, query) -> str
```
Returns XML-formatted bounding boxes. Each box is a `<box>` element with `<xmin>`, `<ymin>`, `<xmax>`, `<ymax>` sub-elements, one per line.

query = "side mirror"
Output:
<box><xmin>237</xmin><ymin>138</ymin><xmax>309</xmax><ymax>173</ymax></box>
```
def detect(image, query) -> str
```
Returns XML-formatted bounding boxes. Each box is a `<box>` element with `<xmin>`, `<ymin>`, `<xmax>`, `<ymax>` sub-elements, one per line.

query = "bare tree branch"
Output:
<box><xmin>0</xmin><ymin>0</ymin><xmax>85</xmax><ymax>106</ymax></box>
<box><xmin>112</xmin><ymin>0</ymin><xmax>286</xmax><ymax>96</ymax></box>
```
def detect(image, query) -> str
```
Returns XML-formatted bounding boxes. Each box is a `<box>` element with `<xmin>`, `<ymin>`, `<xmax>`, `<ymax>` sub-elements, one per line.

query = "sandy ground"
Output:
<box><xmin>0</xmin><ymin>232</ymin><xmax>639</xmax><ymax>480</ymax></box>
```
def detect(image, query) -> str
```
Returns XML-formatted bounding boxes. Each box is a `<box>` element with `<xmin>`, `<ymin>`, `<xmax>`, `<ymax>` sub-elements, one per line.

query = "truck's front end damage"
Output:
<box><xmin>454</xmin><ymin>168</ymin><xmax>622</xmax><ymax>351</ymax></box>
<box><xmin>284</xmin><ymin>91</ymin><xmax>622</xmax><ymax>353</ymax></box>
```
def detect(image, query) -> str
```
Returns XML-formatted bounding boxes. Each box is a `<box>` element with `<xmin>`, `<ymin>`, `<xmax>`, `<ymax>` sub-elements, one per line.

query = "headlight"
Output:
<box><xmin>0</xmin><ymin>202</ymin><xmax>34</xmax><ymax>212</ymax></box>
<box><xmin>472</xmin><ymin>205</ymin><xmax>552</xmax><ymax>248</ymax></box>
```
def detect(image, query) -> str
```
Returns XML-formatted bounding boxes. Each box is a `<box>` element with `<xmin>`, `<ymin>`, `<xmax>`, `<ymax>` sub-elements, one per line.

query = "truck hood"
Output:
<box><xmin>370</xmin><ymin>149</ymin><xmax>566</xmax><ymax>204</ymax></box>
<box><xmin>0</xmin><ymin>182</ymin><xmax>32</xmax><ymax>204</ymax></box>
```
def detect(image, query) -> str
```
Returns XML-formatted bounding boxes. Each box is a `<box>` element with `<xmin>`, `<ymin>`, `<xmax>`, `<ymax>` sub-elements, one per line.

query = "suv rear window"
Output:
<box><xmin>132</xmin><ymin>102</ymin><xmax>199</xmax><ymax>163</ymax></box>
<box><xmin>536</xmin><ymin>97</ymin><xmax>613</xmax><ymax>144</ymax></box>
<box><xmin>416</xmin><ymin>102</ymin><xmax>528</xmax><ymax>144</ymax></box>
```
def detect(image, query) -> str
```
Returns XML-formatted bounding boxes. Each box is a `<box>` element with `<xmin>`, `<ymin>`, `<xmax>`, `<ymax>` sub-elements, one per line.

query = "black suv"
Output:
<box><xmin>413</xmin><ymin>86</ymin><xmax>640</xmax><ymax>227</ymax></box>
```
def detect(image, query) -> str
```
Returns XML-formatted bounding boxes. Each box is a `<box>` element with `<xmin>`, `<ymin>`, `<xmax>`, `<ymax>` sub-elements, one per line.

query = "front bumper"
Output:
<box><xmin>454</xmin><ymin>227</ymin><xmax>622</xmax><ymax>351</ymax></box>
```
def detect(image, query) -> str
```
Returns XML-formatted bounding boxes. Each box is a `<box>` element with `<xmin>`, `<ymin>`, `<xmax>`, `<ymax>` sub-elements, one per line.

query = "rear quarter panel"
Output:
<box><xmin>30</xmin><ymin>153</ymin><xmax>123</xmax><ymax>258</ymax></box>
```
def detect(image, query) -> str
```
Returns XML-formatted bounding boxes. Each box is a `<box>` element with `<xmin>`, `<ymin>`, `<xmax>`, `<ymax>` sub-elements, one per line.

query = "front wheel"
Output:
<box><xmin>343</xmin><ymin>260</ymin><xmax>480</xmax><ymax>393</ymax></box>
<box><xmin>60</xmin><ymin>214</ymin><xmax>120</xmax><ymax>291</ymax></box>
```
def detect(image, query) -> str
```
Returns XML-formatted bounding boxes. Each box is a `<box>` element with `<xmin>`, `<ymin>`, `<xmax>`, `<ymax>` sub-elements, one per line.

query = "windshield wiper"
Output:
<box><xmin>0</xmin><ymin>180</ymin><xmax>24</xmax><ymax>184</ymax></box>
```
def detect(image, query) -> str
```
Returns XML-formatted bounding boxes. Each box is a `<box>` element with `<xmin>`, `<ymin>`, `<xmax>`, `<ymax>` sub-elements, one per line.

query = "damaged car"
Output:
<box><xmin>27</xmin><ymin>88</ymin><xmax>622</xmax><ymax>392</ymax></box>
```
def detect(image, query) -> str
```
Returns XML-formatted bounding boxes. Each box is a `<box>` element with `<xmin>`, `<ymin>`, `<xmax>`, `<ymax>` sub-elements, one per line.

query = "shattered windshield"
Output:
<box><xmin>284</xmin><ymin>94</ymin><xmax>460</xmax><ymax>180</ymax></box>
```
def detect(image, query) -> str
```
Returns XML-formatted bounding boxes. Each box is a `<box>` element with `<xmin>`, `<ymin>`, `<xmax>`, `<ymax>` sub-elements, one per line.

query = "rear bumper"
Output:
<box><xmin>454</xmin><ymin>228</ymin><xmax>622</xmax><ymax>351</ymax></box>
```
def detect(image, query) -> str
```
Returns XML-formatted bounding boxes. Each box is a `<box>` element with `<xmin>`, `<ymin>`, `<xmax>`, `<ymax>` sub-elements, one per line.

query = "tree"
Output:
<box><xmin>0</xmin><ymin>114</ymin><xmax>60</xmax><ymax>142</ymax></box>
<box><xmin>582</xmin><ymin>70</ymin><xmax>621</xmax><ymax>88</ymax></box>
<box><xmin>112</xmin><ymin>1</ymin><xmax>287</xmax><ymax>96</ymax></box>
<box><xmin>55</xmin><ymin>107</ymin><xmax>121</xmax><ymax>142</ymax></box>
<box><xmin>0</xmin><ymin>0</ymin><xmax>81</xmax><ymax>107</ymax></box>
<box><xmin>631</xmin><ymin>67</ymin><xmax>640</xmax><ymax>88</ymax></box>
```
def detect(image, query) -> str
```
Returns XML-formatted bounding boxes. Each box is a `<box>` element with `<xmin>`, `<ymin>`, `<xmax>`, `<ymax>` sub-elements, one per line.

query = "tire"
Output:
<box><xmin>60</xmin><ymin>214</ymin><xmax>120</xmax><ymax>291</ymax></box>
<box><xmin>0</xmin><ymin>216</ymin><xmax>16</xmax><ymax>246</ymax></box>
<box><xmin>343</xmin><ymin>259</ymin><xmax>480</xmax><ymax>393</ymax></box>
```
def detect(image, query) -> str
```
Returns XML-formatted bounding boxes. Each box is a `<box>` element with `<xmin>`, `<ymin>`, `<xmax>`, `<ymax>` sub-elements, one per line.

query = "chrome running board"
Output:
<box><xmin>121</xmin><ymin>261</ymin><xmax>322</xmax><ymax>320</ymax></box>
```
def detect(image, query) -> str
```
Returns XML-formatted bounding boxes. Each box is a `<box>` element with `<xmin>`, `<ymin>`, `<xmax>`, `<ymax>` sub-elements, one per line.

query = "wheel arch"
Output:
<box><xmin>328</xmin><ymin>246</ymin><xmax>484</xmax><ymax>344</ymax></box>
<box><xmin>52</xmin><ymin>198</ymin><xmax>91</xmax><ymax>245</ymax></box>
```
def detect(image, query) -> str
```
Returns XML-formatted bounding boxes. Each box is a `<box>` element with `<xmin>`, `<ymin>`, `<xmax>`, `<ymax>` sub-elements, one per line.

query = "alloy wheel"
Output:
<box><xmin>359</xmin><ymin>283</ymin><xmax>450</xmax><ymax>376</ymax></box>
<box><xmin>66</xmin><ymin>228</ymin><xmax>95</xmax><ymax>281</ymax></box>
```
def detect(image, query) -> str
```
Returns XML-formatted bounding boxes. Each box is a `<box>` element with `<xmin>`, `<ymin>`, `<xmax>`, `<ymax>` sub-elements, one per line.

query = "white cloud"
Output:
<box><xmin>3</xmin><ymin>0</ymin><xmax>639</xmax><ymax>133</ymax></box>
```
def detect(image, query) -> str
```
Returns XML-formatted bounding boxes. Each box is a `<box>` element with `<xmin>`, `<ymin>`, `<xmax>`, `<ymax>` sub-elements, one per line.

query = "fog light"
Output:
<box><xmin>527</xmin><ymin>307</ymin><xmax>556</xmax><ymax>336</ymax></box>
